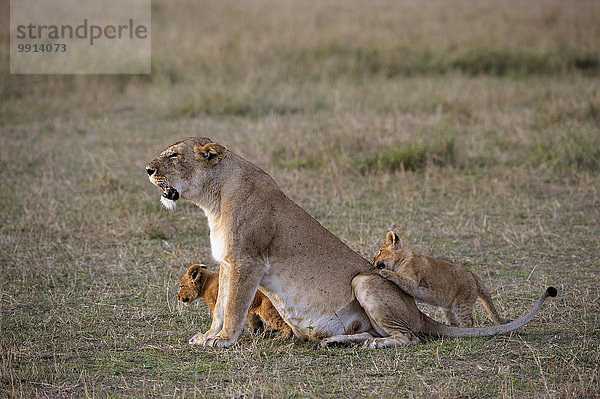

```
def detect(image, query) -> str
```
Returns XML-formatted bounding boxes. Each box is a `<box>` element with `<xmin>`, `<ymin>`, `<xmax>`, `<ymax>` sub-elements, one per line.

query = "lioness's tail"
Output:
<box><xmin>421</xmin><ymin>287</ymin><xmax>557</xmax><ymax>337</ymax></box>
<box><xmin>474</xmin><ymin>275</ymin><xmax>509</xmax><ymax>325</ymax></box>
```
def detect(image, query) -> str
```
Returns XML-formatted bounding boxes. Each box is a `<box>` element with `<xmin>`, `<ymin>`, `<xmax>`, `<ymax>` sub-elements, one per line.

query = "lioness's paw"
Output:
<box><xmin>362</xmin><ymin>335</ymin><xmax>420</xmax><ymax>349</ymax></box>
<box><xmin>362</xmin><ymin>338</ymin><xmax>378</xmax><ymax>349</ymax></box>
<box><xmin>204</xmin><ymin>335</ymin><xmax>236</xmax><ymax>348</ymax></box>
<box><xmin>320</xmin><ymin>336</ymin><xmax>347</xmax><ymax>348</ymax></box>
<box><xmin>363</xmin><ymin>337</ymin><xmax>396</xmax><ymax>349</ymax></box>
<box><xmin>188</xmin><ymin>332</ymin><xmax>208</xmax><ymax>345</ymax></box>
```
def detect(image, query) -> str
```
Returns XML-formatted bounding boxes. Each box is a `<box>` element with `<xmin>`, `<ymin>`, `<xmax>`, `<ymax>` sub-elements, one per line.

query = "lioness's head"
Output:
<box><xmin>146</xmin><ymin>137</ymin><xmax>227</xmax><ymax>210</ymax></box>
<box><xmin>373</xmin><ymin>231</ymin><xmax>411</xmax><ymax>270</ymax></box>
<box><xmin>178</xmin><ymin>264</ymin><xmax>210</xmax><ymax>304</ymax></box>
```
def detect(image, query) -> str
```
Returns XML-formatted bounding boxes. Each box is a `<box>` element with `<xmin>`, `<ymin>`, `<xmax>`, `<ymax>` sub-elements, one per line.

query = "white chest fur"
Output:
<box><xmin>208</xmin><ymin>217</ymin><xmax>229</xmax><ymax>265</ymax></box>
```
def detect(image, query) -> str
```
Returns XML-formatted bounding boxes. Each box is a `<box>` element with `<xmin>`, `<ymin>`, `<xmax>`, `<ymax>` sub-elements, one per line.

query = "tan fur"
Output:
<box><xmin>178</xmin><ymin>264</ymin><xmax>293</xmax><ymax>338</ymax></box>
<box><xmin>374</xmin><ymin>231</ymin><xmax>508</xmax><ymax>327</ymax></box>
<box><xmin>147</xmin><ymin>137</ymin><xmax>555</xmax><ymax>348</ymax></box>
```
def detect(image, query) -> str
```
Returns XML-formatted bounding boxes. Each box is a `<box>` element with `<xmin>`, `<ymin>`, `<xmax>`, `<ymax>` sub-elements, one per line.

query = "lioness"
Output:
<box><xmin>178</xmin><ymin>264</ymin><xmax>293</xmax><ymax>338</ymax></box>
<box><xmin>374</xmin><ymin>231</ymin><xmax>508</xmax><ymax>327</ymax></box>
<box><xmin>147</xmin><ymin>137</ymin><xmax>556</xmax><ymax>348</ymax></box>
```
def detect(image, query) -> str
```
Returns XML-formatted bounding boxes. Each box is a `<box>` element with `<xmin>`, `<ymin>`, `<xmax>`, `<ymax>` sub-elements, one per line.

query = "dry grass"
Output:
<box><xmin>1</xmin><ymin>0</ymin><xmax>599</xmax><ymax>397</ymax></box>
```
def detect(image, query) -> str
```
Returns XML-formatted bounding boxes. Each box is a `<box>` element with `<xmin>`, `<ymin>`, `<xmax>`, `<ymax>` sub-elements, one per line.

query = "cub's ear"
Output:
<box><xmin>188</xmin><ymin>264</ymin><xmax>204</xmax><ymax>281</ymax></box>
<box><xmin>386</xmin><ymin>231</ymin><xmax>401</xmax><ymax>247</ymax></box>
<box><xmin>194</xmin><ymin>143</ymin><xmax>227</xmax><ymax>164</ymax></box>
<box><xmin>386</xmin><ymin>231</ymin><xmax>396</xmax><ymax>245</ymax></box>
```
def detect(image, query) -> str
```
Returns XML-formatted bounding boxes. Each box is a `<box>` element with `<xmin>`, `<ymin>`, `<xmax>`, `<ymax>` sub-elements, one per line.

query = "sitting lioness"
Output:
<box><xmin>178</xmin><ymin>264</ymin><xmax>293</xmax><ymax>338</ymax></box>
<box><xmin>374</xmin><ymin>231</ymin><xmax>508</xmax><ymax>327</ymax></box>
<box><xmin>147</xmin><ymin>137</ymin><xmax>556</xmax><ymax>348</ymax></box>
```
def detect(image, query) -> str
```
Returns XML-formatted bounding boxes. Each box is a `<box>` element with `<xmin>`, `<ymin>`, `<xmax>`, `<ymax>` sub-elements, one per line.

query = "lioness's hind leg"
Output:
<box><xmin>352</xmin><ymin>273</ymin><xmax>423</xmax><ymax>348</ymax></box>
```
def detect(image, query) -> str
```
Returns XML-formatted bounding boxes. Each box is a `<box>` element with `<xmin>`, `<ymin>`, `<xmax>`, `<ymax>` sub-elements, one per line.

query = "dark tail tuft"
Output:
<box><xmin>547</xmin><ymin>287</ymin><xmax>558</xmax><ymax>297</ymax></box>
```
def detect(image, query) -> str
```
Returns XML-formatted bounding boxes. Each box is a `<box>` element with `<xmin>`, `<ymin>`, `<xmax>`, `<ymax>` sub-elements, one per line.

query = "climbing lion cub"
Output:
<box><xmin>374</xmin><ymin>232</ymin><xmax>508</xmax><ymax>327</ymax></box>
<box><xmin>178</xmin><ymin>264</ymin><xmax>293</xmax><ymax>338</ymax></box>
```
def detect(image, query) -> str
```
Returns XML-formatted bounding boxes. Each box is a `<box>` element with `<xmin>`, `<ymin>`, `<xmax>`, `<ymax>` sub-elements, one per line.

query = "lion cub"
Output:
<box><xmin>178</xmin><ymin>264</ymin><xmax>293</xmax><ymax>338</ymax></box>
<box><xmin>374</xmin><ymin>232</ymin><xmax>508</xmax><ymax>327</ymax></box>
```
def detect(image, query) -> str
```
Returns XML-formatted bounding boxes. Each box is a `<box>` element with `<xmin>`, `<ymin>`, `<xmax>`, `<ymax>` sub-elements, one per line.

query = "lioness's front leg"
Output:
<box><xmin>189</xmin><ymin>263</ymin><xmax>230</xmax><ymax>345</ymax></box>
<box><xmin>203</xmin><ymin>260</ymin><xmax>266</xmax><ymax>348</ymax></box>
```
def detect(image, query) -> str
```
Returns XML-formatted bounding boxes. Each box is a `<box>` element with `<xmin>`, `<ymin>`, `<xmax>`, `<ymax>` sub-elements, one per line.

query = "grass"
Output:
<box><xmin>1</xmin><ymin>0</ymin><xmax>600</xmax><ymax>397</ymax></box>
<box><xmin>356</xmin><ymin>136</ymin><xmax>456</xmax><ymax>173</ymax></box>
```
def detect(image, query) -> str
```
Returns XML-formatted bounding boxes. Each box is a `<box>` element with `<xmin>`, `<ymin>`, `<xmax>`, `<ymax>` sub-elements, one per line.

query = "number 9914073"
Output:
<box><xmin>17</xmin><ymin>43</ymin><xmax>66</xmax><ymax>52</ymax></box>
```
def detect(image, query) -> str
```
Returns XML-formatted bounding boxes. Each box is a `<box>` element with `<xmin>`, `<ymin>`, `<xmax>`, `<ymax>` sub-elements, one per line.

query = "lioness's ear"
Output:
<box><xmin>194</xmin><ymin>143</ymin><xmax>227</xmax><ymax>165</ymax></box>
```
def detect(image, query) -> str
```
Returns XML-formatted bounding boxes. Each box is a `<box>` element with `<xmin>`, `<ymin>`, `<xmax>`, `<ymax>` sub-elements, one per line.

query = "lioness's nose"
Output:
<box><xmin>181</xmin><ymin>297</ymin><xmax>189</xmax><ymax>303</ymax></box>
<box><xmin>146</xmin><ymin>167</ymin><xmax>155</xmax><ymax>176</ymax></box>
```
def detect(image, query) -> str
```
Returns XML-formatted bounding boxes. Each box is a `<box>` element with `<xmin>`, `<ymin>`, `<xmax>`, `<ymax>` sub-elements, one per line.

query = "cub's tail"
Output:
<box><xmin>421</xmin><ymin>287</ymin><xmax>557</xmax><ymax>337</ymax></box>
<box><xmin>474</xmin><ymin>275</ymin><xmax>510</xmax><ymax>325</ymax></box>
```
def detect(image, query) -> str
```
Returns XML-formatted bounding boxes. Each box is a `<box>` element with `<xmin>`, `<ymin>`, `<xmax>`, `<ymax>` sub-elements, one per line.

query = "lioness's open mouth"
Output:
<box><xmin>159</xmin><ymin>185</ymin><xmax>179</xmax><ymax>210</ymax></box>
<box><xmin>161</xmin><ymin>186</ymin><xmax>179</xmax><ymax>201</ymax></box>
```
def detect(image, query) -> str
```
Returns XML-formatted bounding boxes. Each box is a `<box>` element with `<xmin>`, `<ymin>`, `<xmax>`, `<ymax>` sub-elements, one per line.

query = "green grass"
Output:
<box><xmin>357</xmin><ymin>136</ymin><xmax>456</xmax><ymax>173</ymax></box>
<box><xmin>2</xmin><ymin>0</ymin><xmax>600</xmax><ymax>397</ymax></box>
<box><xmin>534</xmin><ymin>130</ymin><xmax>600</xmax><ymax>171</ymax></box>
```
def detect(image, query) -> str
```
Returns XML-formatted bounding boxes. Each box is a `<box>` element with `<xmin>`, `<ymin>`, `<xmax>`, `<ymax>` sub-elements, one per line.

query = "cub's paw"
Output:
<box><xmin>378</xmin><ymin>269</ymin><xmax>395</xmax><ymax>280</ymax></box>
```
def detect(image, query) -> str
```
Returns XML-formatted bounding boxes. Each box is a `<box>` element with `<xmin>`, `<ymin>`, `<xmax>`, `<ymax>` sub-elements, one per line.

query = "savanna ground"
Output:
<box><xmin>1</xmin><ymin>0</ymin><xmax>599</xmax><ymax>397</ymax></box>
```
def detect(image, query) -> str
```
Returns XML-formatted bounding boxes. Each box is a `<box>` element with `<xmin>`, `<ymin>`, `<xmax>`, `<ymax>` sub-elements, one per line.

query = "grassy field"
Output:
<box><xmin>1</xmin><ymin>0</ymin><xmax>599</xmax><ymax>397</ymax></box>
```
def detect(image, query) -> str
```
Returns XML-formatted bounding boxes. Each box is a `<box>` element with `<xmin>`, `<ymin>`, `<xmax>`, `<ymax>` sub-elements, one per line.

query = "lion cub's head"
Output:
<box><xmin>146</xmin><ymin>137</ymin><xmax>227</xmax><ymax>210</ymax></box>
<box><xmin>373</xmin><ymin>231</ymin><xmax>414</xmax><ymax>271</ymax></box>
<box><xmin>178</xmin><ymin>264</ymin><xmax>211</xmax><ymax>304</ymax></box>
